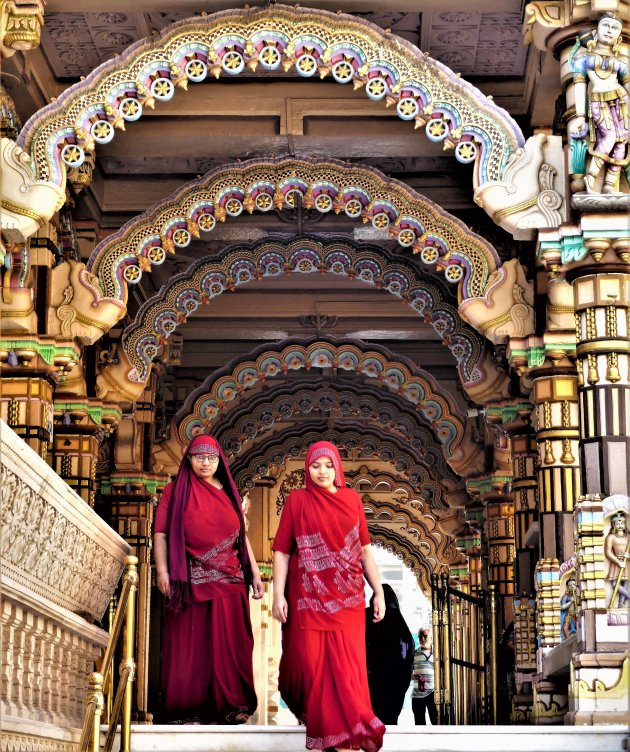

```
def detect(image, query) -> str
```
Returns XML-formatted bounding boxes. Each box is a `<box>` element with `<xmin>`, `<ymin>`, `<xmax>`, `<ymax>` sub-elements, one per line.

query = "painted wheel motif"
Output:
<box><xmin>332</xmin><ymin>60</ymin><xmax>354</xmax><ymax>84</ymax></box>
<box><xmin>221</xmin><ymin>50</ymin><xmax>245</xmax><ymax>75</ymax></box>
<box><xmin>185</xmin><ymin>59</ymin><xmax>208</xmax><ymax>82</ymax></box>
<box><xmin>61</xmin><ymin>143</ymin><xmax>85</xmax><ymax>168</ymax></box>
<box><xmin>344</xmin><ymin>199</ymin><xmax>363</xmax><ymax>218</ymax></box>
<box><xmin>445</xmin><ymin>264</ymin><xmax>464</xmax><ymax>283</ymax></box>
<box><xmin>314</xmin><ymin>194</ymin><xmax>333</xmax><ymax>213</ymax></box>
<box><xmin>197</xmin><ymin>213</ymin><xmax>216</xmax><ymax>232</ymax></box>
<box><xmin>225</xmin><ymin>198</ymin><xmax>244</xmax><ymax>217</ymax></box>
<box><xmin>119</xmin><ymin>97</ymin><xmax>142</xmax><ymax>121</ymax></box>
<box><xmin>296</xmin><ymin>54</ymin><xmax>317</xmax><ymax>77</ymax></box>
<box><xmin>397</xmin><ymin>228</ymin><xmax>416</xmax><ymax>247</ymax></box>
<box><xmin>371</xmin><ymin>212</ymin><xmax>390</xmax><ymax>230</ymax></box>
<box><xmin>255</xmin><ymin>193</ymin><xmax>274</xmax><ymax>212</ymax></box>
<box><xmin>91</xmin><ymin>120</ymin><xmax>115</xmax><ymax>145</ymax></box>
<box><xmin>396</xmin><ymin>97</ymin><xmax>419</xmax><ymax>121</ymax></box>
<box><xmin>426</xmin><ymin>119</ymin><xmax>449</xmax><ymax>142</ymax></box>
<box><xmin>147</xmin><ymin>247</ymin><xmax>166</xmax><ymax>265</ymax></box>
<box><xmin>151</xmin><ymin>78</ymin><xmax>175</xmax><ymax>101</ymax></box>
<box><xmin>172</xmin><ymin>229</ymin><xmax>191</xmax><ymax>247</ymax></box>
<box><xmin>420</xmin><ymin>247</ymin><xmax>439</xmax><ymax>265</ymax></box>
<box><xmin>455</xmin><ymin>141</ymin><xmax>478</xmax><ymax>164</ymax></box>
<box><xmin>259</xmin><ymin>45</ymin><xmax>281</xmax><ymax>70</ymax></box>
<box><xmin>366</xmin><ymin>77</ymin><xmax>387</xmax><ymax>101</ymax></box>
<box><xmin>123</xmin><ymin>264</ymin><xmax>142</xmax><ymax>283</ymax></box>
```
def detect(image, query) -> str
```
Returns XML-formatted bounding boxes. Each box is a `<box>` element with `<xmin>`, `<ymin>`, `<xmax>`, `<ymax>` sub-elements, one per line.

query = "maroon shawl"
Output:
<box><xmin>165</xmin><ymin>435</ymin><xmax>251</xmax><ymax>610</ymax></box>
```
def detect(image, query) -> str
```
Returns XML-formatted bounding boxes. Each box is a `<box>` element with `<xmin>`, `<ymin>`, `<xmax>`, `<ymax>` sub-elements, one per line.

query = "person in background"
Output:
<box><xmin>365</xmin><ymin>584</ymin><xmax>414</xmax><ymax>724</ymax></box>
<box><xmin>412</xmin><ymin>627</ymin><xmax>437</xmax><ymax>725</ymax></box>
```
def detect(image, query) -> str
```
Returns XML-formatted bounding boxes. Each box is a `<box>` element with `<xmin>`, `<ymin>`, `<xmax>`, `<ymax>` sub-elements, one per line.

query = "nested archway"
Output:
<box><xmin>87</xmin><ymin>158</ymin><xmax>499</xmax><ymax>305</ymax></box>
<box><xmin>149</xmin><ymin>336</ymin><xmax>480</xmax><ymax>476</ymax></box>
<box><xmin>259</xmin><ymin>459</ymin><xmax>462</xmax><ymax>592</ymax></box>
<box><xmin>19</xmin><ymin>4</ymin><xmax>523</xmax><ymax>192</ymax></box>
<box><xmin>212</xmin><ymin>380</ymin><xmax>459</xmax><ymax>486</ymax></box>
<box><xmin>118</xmin><ymin>236</ymin><xmax>507</xmax><ymax>402</ymax></box>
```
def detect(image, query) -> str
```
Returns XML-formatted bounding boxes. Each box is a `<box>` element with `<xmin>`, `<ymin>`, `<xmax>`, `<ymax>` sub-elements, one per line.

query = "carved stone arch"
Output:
<box><xmin>211</xmin><ymin>379</ymin><xmax>459</xmax><ymax>486</ymax></box>
<box><xmin>149</xmin><ymin>335</ymin><xmax>481</xmax><ymax>477</ymax></box>
<box><xmin>115</xmin><ymin>236</ymin><xmax>508</xmax><ymax>404</ymax></box>
<box><xmin>18</xmin><ymin>4</ymin><xmax>523</xmax><ymax>191</ymax></box>
<box><xmin>230</xmin><ymin>425</ymin><xmax>449</xmax><ymax>512</ymax></box>
<box><xmin>237</xmin><ymin>439</ymin><xmax>463</xmax><ymax>591</ymax></box>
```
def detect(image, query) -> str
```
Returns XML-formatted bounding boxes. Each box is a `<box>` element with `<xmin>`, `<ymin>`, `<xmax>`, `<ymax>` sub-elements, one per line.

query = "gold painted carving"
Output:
<box><xmin>0</xmin><ymin>137</ymin><xmax>65</xmax><ymax>244</ymax></box>
<box><xmin>459</xmin><ymin>259</ymin><xmax>535</xmax><ymax>345</ymax></box>
<box><xmin>0</xmin><ymin>0</ymin><xmax>44</xmax><ymax>59</ymax></box>
<box><xmin>47</xmin><ymin>260</ymin><xmax>125</xmax><ymax>346</ymax></box>
<box><xmin>474</xmin><ymin>134</ymin><xmax>565</xmax><ymax>241</ymax></box>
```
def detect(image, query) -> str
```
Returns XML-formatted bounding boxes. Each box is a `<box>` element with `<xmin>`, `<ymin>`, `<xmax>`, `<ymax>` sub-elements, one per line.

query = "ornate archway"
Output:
<box><xmin>18</xmin><ymin>4</ymin><xmax>522</xmax><ymax>192</ymax></box>
<box><xmin>149</xmin><ymin>336</ymin><xmax>480</xmax><ymax>476</ymax></box>
<box><xmin>115</xmin><ymin>236</ymin><xmax>508</xmax><ymax>403</ymax></box>
<box><xmin>211</xmin><ymin>380</ymin><xmax>459</xmax><ymax>486</ymax></box>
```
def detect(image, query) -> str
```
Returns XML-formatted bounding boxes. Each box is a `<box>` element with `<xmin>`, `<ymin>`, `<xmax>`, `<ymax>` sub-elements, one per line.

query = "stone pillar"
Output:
<box><xmin>512</xmin><ymin>594</ymin><xmax>537</xmax><ymax>723</ymax></box>
<box><xmin>571</xmin><ymin>266</ymin><xmax>630</xmax><ymax>497</ymax></box>
<box><xmin>0</xmin><ymin>375</ymin><xmax>54</xmax><ymax>459</ymax></box>
<box><xmin>531</xmin><ymin>367</ymin><xmax>580</xmax><ymax>561</ymax></box>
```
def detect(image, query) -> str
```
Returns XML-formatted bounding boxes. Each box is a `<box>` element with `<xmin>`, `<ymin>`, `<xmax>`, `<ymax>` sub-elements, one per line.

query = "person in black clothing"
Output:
<box><xmin>365</xmin><ymin>584</ymin><xmax>415</xmax><ymax>725</ymax></box>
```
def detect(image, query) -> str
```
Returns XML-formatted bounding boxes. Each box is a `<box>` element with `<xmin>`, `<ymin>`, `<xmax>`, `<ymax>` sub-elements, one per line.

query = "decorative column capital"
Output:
<box><xmin>0</xmin><ymin>0</ymin><xmax>44</xmax><ymax>59</ymax></box>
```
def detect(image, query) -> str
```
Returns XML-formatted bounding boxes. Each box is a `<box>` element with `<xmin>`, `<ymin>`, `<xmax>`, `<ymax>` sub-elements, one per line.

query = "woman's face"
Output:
<box><xmin>308</xmin><ymin>456</ymin><xmax>337</xmax><ymax>492</ymax></box>
<box><xmin>189</xmin><ymin>453</ymin><xmax>220</xmax><ymax>480</ymax></box>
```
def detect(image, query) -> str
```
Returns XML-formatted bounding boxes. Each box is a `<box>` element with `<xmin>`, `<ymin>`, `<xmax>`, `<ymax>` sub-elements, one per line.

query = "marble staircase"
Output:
<box><xmin>109</xmin><ymin>724</ymin><xmax>629</xmax><ymax>751</ymax></box>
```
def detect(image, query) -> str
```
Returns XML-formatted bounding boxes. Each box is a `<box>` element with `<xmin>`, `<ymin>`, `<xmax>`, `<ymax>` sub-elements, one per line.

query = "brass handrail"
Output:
<box><xmin>79</xmin><ymin>555</ymin><xmax>138</xmax><ymax>752</ymax></box>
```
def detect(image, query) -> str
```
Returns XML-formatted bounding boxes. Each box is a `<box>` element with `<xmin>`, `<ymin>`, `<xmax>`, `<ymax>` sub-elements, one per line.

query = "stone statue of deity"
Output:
<box><xmin>569</xmin><ymin>13</ymin><xmax>629</xmax><ymax>194</ymax></box>
<box><xmin>604</xmin><ymin>510</ymin><xmax>629</xmax><ymax>609</ymax></box>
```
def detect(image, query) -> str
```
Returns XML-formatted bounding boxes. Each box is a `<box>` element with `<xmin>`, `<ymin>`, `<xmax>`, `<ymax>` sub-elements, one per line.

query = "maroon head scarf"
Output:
<box><xmin>166</xmin><ymin>434</ymin><xmax>252</xmax><ymax>610</ymax></box>
<box><xmin>304</xmin><ymin>441</ymin><xmax>346</xmax><ymax>491</ymax></box>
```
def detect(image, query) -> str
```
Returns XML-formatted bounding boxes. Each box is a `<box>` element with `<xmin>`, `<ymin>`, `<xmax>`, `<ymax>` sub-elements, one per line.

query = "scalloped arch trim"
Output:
<box><xmin>19</xmin><ymin>4</ymin><xmax>523</xmax><ymax>190</ymax></box>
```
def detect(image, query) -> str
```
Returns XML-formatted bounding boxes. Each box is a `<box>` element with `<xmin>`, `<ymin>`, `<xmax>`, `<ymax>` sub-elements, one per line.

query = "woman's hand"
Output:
<box><xmin>272</xmin><ymin>595</ymin><xmax>289</xmax><ymax>623</ymax></box>
<box><xmin>157</xmin><ymin>570</ymin><xmax>171</xmax><ymax>597</ymax></box>
<box><xmin>251</xmin><ymin>572</ymin><xmax>265</xmax><ymax>599</ymax></box>
<box><xmin>371</xmin><ymin>589</ymin><xmax>386</xmax><ymax>622</ymax></box>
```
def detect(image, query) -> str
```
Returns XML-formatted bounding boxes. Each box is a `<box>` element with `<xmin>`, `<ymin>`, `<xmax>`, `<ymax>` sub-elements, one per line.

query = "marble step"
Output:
<box><xmin>108</xmin><ymin>724</ymin><xmax>629</xmax><ymax>752</ymax></box>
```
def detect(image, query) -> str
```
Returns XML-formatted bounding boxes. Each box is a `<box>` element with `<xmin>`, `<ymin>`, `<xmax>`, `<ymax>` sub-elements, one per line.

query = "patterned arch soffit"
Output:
<box><xmin>87</xmin><ymin>158</ymin><xmax>501</xmax><ymax>308</ymax></box>
<box><xmin>272</xmin><ymin>464</ymin><xmax>458</xmax><ymax>591</ymax></box>
<box><xmin>153</xmin><ymin>336</ymin><xmax>481</xmax><ymax>477</ymax></box>
<box><xmin>230</xmin><ymin>425</ymin><xmax>449</xmax><ymax>511</ymax></box>
<box><xmin>211</xmin><ymin>380</ymin><xmax>459</xmax><ymax>486</ymax></box>
<box><xmin>119</xmin><ymin>236</ymin><xmax>507</xmax><ymax>404</ymax></box>
<box><xmin>18</xmin><ymin>4</ymin><xmax>523</xmax><ymax>193</ymax></box>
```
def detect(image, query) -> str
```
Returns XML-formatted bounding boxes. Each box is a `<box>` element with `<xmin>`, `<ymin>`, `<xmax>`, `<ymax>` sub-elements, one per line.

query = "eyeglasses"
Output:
<box><xmin>190</xmin><ymin>454</ymin><xmax>219</xmax><ymax>464</ymax></box>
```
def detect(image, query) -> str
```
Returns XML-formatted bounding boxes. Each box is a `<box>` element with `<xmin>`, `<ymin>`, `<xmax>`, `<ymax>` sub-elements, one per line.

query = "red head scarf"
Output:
<box><xmin>305</xmin><ymin>441</ymin><xmax>346</xmax><ymax>491</ymax></box>
<box><xmin>166</xmin><ymin>434</ymin><xmax>251</xmax><ymax>610</ymax></box>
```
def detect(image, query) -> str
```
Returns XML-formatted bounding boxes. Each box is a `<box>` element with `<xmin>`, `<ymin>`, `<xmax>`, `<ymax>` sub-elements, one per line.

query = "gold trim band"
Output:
<box><xmin>493</xmin><ymin>196</ymin><xmax>537</xmax><ymax>223</ymax></box>
<box><xmin>577</xmin><ymin>340</ymin><xmax>630</xmax><ymax>356</ymax></box>
<box><xmin>0</xmin><ymin>200</ymin><xmax>46</xmax><ymax>227</ymax></box>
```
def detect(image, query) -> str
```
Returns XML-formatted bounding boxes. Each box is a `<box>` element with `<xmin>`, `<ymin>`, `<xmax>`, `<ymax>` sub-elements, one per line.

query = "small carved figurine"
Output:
<box><xmin>605</xmin><ymin>510</ymin><xmax>629</xmax><ymax>609</ymax></box>
<box><xmin>569</xmin><ymin>13</ymin><xmax>629</xmax><ymax>194</ymax></box>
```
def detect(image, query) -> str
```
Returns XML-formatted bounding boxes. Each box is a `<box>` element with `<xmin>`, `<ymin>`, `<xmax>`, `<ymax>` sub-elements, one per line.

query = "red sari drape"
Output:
<box><xmin>155</xmin><ymin>476</ymin><xmax>257</xmax><ymax>722</ymax></box>
<box><xmin>273</xmin><ymin>483</ymin><xmax>385</xmax><ymax>751</ymax></box>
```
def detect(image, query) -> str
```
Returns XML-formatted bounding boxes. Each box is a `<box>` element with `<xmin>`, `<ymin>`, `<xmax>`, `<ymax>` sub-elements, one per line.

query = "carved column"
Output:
<box><xmin>571</xmin><ymin>265</ymin><xmax>630</xmax><ymax>497</ymax></box>
<box><xmin>102</xmin><ymin>375</ymin><xmax>169</xmax><ymax>722</ymax></box>
<box><xmin>531</xmin><ymin>366</ymin><xmax>580</xmax><ymax>561</ymax></box>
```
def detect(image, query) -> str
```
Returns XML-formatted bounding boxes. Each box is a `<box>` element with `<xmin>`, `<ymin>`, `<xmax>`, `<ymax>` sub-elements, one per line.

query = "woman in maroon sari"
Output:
<box><xmin>272</xmin><ymin>441</ymin><xmax>386</xmax><ymax>752</ymax></box>
<box><xmin>154</xmin><ymin>434</ymin><xmax>264</xmax><ymax>724</ymax></box>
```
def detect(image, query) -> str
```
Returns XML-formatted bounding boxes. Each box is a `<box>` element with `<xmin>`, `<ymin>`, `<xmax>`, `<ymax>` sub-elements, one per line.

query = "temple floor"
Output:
<box><xmin>106</xmin><ymin>724</ymin><xmax>628</xmax><ymax>751</ymax></box>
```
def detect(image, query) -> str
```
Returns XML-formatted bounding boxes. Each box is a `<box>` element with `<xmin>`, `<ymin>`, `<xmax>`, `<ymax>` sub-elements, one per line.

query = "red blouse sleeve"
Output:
<box><xmin>272</xmin><ymin>493</ymin><xmax>296</xmax><ymax>555</ymax></box>
<box><xmin>358</xmin><ymin>493</ymin><xmax>371</xmax><ymax>546</ymax></box>
<box><xmin>154</xmin><ymin>483</ymin><xmax>173</xmax><ymax>535</ymax></box>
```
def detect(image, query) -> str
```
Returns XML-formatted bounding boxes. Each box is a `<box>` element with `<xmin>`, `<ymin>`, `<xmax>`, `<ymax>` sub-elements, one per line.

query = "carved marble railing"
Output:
<box><xmin>0</xmin><ymin>419</ymin><xmax>130</xmax><ymax>751</ymax></box>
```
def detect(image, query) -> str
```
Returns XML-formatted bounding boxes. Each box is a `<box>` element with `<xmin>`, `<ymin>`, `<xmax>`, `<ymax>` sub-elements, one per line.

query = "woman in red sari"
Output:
<box><xmin>154</xmin><ymin>434</ymin><xmax>264</xmax><ymax>724</ymax></box>
<box><xmin>272</xmin><ymin>441</ymin><xmax>386</xmax><ymax>752</ymax></box>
